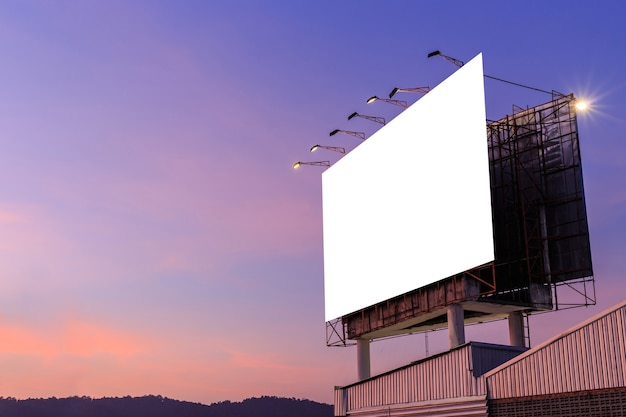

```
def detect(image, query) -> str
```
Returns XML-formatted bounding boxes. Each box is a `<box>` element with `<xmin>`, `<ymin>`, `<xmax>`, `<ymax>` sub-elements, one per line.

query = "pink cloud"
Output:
<box><xmin>0</xmin><ymin>277</ymin><xmax>355</xmax><ymax>404</ymax></box>
<box><xmin>0</xmin><ymin>208</ymin><xmax>25</xmax><ymax>225</ymax></box>
<box><xmin>0</xmin><ymin>317</ymin><xmax>149</xmax><ymax>358</ymax></box>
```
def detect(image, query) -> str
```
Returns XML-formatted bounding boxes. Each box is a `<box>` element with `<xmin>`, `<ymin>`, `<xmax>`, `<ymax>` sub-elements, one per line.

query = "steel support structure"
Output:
<box><xmin>487</xmin><ymin>93</ymin><xmax>595</xmax><ymax>310</ymax></box>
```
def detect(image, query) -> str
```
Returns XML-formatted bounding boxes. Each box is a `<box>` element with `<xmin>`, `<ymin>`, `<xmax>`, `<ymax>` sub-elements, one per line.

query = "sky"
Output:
<box><xmin>0</xmin><ymin>0</ymin><xmax>625</xmax><ymax>406</ymax></box>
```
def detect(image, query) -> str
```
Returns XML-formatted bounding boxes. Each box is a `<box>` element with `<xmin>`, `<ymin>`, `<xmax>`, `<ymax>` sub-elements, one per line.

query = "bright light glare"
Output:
<box><xmin>292</xmin><ymin>162</ymin><xmax>301</xmax><ymax>169</ymax></box>
<box><xmin>575</xmin><ymin>101</ymin><xmax>589</xmax><ymax>111</ymax></box>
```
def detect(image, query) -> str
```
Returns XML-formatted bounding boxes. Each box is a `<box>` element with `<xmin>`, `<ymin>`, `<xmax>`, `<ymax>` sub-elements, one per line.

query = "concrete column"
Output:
<box><xmin>508</xmin><ymin>311</ymin><xmax>525</xmax><ymax>347</ymax></box>
<box><xmin>447</xmin><ymin>303</ymin><xmax>465</xmax><ymax>349</ymax></box>
<box><xmin>356</xmin><ymin>338</ymin><xmax>371</xmax><ymax>381</ymax></box>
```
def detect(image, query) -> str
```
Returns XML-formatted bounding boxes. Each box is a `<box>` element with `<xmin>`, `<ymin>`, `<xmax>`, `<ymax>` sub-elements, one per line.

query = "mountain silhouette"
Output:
<box><xmin>0</xmin><ymin>395</ymin><xmax>333</xmax><ymax>417</ymax></box>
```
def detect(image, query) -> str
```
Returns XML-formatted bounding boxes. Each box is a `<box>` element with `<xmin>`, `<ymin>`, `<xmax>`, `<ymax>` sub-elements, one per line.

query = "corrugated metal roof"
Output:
<box><xmin>485</xmin><ymin>300</ymin><xmax>626</xmax><ymax>399</ymax></box>
<box><xmin>334</xmin><ymin>342</ymin><xmax>525</xmax><ymax>415</ymax></box>
<box><xmin>334</xmin><ymin>300</ymin><xmax>626</xmax><ymax>416</ymax></box>
<box><xmin>341</xmin><ymin>396</ymin><xmax>488</xmax><ymax>417</ymax></box>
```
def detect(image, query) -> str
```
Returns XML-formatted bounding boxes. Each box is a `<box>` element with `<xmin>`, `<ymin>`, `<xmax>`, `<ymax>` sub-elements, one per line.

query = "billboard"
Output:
<box><xmin>322</xmin><ymin>53</ymin><xmax>494</xmax><ymax>321</ymax></box>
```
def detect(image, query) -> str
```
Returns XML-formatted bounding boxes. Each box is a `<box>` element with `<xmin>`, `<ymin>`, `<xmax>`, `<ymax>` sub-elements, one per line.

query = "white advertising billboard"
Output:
<box><xmin>322</xmin><ymin>53</ymin><xmax>494</xmax><ymax>321</ymax></box>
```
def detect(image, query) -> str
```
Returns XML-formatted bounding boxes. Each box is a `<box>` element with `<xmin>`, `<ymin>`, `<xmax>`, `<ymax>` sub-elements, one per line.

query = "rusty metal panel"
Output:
<box><xmin>486</xmin><ymin>302</ymin><xmax>626</xmax><ymax>399</ymax></box>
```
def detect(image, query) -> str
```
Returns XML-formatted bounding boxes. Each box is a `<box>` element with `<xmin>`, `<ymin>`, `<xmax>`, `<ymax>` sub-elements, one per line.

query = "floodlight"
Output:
<box><xmin>427</xmin><ymin>50</ymin><xmax>464</xmax><ymax>67</ymax></box>
<box><xmin>329</xmin><ymin>129</ymin><xmax>366</xmax><ymax>140</ymax></box>
<box><xmin>388</xmin><ymin>87</ymin><xmax>431</xmax><ymax>99</ymax></box>
<box><xmin>310</xmin><ymin>145</ymin><xmax>346</xmax><ymax>154</ymax></box>
<box><xmin>575</xmin><ymin>100</ymin><xmax>589</xmax><ymax>111</ymax></box>
<box><xmin>428</xmin><ymin>50</ymin><xmax>553</xmax><ymax>95</ymax></box>
<box><xmin>347</xmin><ymin>112</ymin><xmax>386</xmax><ymax>125</ymax></box>
<box><xmin>366</xmin><ymin>96</ymin><xmax>408</xmax><ymax>108</ymax></box>
<box><xmin>293</xmin><ymin>161</ymin><xmax>331</xmax><ymax>169</ymax></box>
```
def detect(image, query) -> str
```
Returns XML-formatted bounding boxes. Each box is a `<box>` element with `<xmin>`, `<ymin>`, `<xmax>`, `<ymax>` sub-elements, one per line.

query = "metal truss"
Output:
<box><xmin>326</xmin><ymin>317</ymin><xmax>355</xmax><ymax>347</ymax></box>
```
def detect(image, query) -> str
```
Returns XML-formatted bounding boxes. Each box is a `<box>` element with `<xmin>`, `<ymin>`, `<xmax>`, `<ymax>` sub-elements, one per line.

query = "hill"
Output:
<box><xmin>0</xmin><ymin>395</ymin><xmax>333</xmax><ymax>417</ymax></box>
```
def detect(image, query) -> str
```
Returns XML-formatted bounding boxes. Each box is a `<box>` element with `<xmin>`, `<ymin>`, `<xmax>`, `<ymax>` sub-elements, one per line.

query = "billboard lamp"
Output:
<box><xmin>293</xmin><ymin>161</ymin><xmax>330</xmax><ymax>169</ymax></box>
<box><xmin>427</xmin><ymin>50</ymin><xmax>464</xmax><ymax>67</ymax></box>
<box><xmin>428</xmin><ymin>50</ymin><xmax>553</xmax><ymax>95</ymax></box>
<box><xmin>389</xmin><ymin>87</ymin><xmax>431</xmax><ymax>98</ymax></box>
<box><xmin>366</xmin><ymin>96</ymin><xmax>408</xmax><ymax>108</ymax></box>
<box><xmin>329</xmin><ymin>129</ymin><xmax>366</xmax><ymax>140</ymax></box>
<box><xmin>310</xmin><ymin>144</ymin><xmax>346</xmax><ymax>154</ymax></box>
<box><xmin>575</xmin><ymin>100</ymin><xmax>589</xmax><ymax>111</ymax></box>
<box><xmin>347</xmin><ymin>112</ymin><xmax>386</xmax><ymax>125</ymax></box>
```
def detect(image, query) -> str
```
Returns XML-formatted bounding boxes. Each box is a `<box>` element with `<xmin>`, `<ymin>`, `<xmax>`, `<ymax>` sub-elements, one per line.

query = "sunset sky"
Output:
<box><xmin>0</xmin><ymin>0</ymin><xmax>625</xmax><ymax>405</ymax></box>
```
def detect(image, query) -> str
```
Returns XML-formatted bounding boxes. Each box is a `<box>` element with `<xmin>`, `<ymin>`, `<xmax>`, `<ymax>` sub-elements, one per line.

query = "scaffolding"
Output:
<box><xmin>487</xmin><ymin>93</ymin><xmax>595</xmax><ymax>309</ymax></box>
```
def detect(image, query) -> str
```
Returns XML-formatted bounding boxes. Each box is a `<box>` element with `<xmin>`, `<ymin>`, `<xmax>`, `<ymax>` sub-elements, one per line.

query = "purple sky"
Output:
<box><xmin>0</xmin><ymin>0</ymin><xmax>625</xmax><ymax>405</ymax></box>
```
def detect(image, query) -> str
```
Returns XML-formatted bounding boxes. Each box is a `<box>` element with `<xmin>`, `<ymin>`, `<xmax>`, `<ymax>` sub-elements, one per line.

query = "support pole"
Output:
<box><xmin>447</xmin><ymin>303</ymin><xmax>465</xmax><ymax>349</ymax></box>
<box><xmin>508</xmin><ymin>311</ymin><xmax>525</xmax><ymax>347</ymax></box>
<box><xmin>356</xmin><ymin>339</ymin><xmax>371</xmax><ymax>381</ymax></box>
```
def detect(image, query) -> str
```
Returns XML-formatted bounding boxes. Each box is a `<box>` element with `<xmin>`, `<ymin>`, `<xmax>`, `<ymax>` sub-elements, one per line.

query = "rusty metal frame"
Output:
<box><xmin>326</xmin><ymin>262</ymin><xmax>497</xmax><ymax>345</ymax></box>
<box><xmin>326</xmin><ymin>317</ymin><xmax>355</xmax><ymax>347</ymax></box>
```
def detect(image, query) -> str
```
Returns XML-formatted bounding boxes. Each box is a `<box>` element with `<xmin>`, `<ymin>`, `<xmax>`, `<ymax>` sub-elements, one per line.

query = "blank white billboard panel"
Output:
<box><xmin>322</xmin><ymin>54</ymin><xmax>494</xmax><ymax>321</ymax></box>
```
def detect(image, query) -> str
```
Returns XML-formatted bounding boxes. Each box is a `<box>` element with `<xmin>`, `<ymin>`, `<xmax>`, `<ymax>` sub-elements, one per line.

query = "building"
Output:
<box><xmin>334</xmin><ymin>299</ymin><xmax>626</xmax><ymax>417</ymax></box>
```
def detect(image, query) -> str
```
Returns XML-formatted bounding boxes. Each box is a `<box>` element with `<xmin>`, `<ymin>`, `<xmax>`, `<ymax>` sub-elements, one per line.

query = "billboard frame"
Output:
<box><xmin>327</xmin><ymin>93</ymin><xmax>595</xmax><ymax>345</ymax></box>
